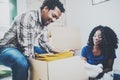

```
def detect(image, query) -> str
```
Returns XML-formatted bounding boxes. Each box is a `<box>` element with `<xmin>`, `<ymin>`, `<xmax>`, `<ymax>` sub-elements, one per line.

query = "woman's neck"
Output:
<box><xmin>92</xmin><ymin>45</ymin><xmax>101</xmax><ymax>56</ymax></box>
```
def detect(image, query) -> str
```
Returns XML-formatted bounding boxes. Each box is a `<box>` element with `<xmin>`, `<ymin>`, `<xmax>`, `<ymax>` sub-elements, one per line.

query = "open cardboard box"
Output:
<box><xmin>29</xmin><ymin>56</ymin><xmax>88</xmax><ymax>80</ymax></box>
<box><xmin>29</xmin><ymin>26</ymin><xmax>88</xmax><ymax>80</ymax></box>
<box><xmin>48</xmin><ymin>26</ymin><xmax>82</xmax><ymax>50</ymax></box>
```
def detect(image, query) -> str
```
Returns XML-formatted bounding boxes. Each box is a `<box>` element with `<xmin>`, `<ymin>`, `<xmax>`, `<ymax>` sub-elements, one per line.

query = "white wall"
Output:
<box><xmin>17</xmin><ymin>0</ymin><xmax>28</xmax><ymax>15</ymax></box>
<box><xmin>0</xmin><ymin>0</ymin><xmax>11</xmax><ymax>38</ymax></box>
<box><xmin>66</xmin><ymin>0</ymin><xmax>120</xmax><ymax>71</ymax></box>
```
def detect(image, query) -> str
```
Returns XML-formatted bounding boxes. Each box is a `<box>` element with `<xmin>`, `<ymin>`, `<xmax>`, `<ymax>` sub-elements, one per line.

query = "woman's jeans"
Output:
<box><xmin>0</xmin><ymin>47</ymin><xmax>29</xmax><ymax>80</ymax></box>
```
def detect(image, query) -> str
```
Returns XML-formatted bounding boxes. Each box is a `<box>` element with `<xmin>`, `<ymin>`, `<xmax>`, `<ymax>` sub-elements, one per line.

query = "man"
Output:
<box><xmin>0</xmin><ymin>0</ymin><xmax>65</xmax><ymax>80</ymax></box>
<box><xmin>34</xmin><ymin>27</ymin><xmax>63</xmax><ymax>54</ymax></box>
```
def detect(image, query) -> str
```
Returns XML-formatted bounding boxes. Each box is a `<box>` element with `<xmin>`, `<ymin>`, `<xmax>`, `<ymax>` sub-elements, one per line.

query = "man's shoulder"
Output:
<box><xmin>17</xmin><ymin>9</ymin><xmax>38</xmax><ymax>17</ymax></box>
<box><xmin>28</xmin><ymin>9</ymin><xmax>38</xmax><ymax>13</ymax></box>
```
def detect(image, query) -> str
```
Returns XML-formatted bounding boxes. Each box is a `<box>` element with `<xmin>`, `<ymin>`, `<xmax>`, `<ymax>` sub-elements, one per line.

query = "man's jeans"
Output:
<box><xmin>34</xmin><ymin>46</ymin><xmax>47</xmax><ymax>54</ymax></box>
<box><xmin>0</xmin><ymin>47</ymin><xmax>29</xmax><ymax>80</ymax></box>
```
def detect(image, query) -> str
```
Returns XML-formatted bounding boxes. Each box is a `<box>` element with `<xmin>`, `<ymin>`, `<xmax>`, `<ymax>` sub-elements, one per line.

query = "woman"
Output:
<box><xmin>81</xmin><ymin>25</ymin><xmax>118</xmax><ymax>79</ymax></box>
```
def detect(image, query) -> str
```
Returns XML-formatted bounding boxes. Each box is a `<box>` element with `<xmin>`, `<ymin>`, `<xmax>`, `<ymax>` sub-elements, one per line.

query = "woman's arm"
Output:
<box><xmin>81</xmin><ymin>57</ymin><xmax>87</xmax><ymax>62</ymax></box>
<box><xmin>103</xmin><ymin>59</ymin><xmax>114</xmax><ymax>73</ymax></box>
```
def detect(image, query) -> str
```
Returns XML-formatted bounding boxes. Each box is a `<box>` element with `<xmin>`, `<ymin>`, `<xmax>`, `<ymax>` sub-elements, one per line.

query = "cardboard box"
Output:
<box><xmin>29</xmin><ymin>56</ymin><xmax>88</xmax><ymax>80</ymax></box>
<box><xmin>48</xmin><ymin>26</ymin><xmax>82</xmax><ymax>50</ymax></box>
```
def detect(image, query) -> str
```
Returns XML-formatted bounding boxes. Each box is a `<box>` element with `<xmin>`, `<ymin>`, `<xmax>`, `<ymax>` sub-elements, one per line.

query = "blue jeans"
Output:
<box><xmin>0</xmin><ymin>47</ymin><xmax>29</xmax><ymax>80</ymax></box>
<box><xmin>34</xmin><ymin>46</ymin><xmax>47</xmax><ymax>54</ymax></box>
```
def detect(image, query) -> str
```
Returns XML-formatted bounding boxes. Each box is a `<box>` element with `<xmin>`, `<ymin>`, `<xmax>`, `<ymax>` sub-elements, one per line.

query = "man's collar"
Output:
<box><xmin>38</xmin><ymin>8</ymin><xmax>42</xmax><ymax>24</ymax></box>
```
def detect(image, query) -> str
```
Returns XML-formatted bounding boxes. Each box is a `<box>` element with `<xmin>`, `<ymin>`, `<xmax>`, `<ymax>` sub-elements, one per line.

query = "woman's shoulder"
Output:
<box><xmin>82</xmin><ymin>45</ymin><xmax>91</xmax><ymax>49</ymax></box>
<box><xmin>81</xmin><ymin>45</ymin><xmax>92</xmax><ymax>56</ymax></box>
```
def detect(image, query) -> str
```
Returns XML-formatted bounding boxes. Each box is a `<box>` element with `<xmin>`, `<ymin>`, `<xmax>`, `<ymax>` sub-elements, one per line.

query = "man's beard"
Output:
<box><xmin>41</xmin><ymin>18</ymin><xmax>47</xmax><ymax>26</ymax></box>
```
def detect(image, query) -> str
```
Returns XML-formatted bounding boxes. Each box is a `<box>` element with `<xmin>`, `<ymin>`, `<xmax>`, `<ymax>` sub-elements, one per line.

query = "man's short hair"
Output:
<box><xmin>41</xmin><ymin>0</ymin><xmax>65</xmax><ymax>13</ymax></box>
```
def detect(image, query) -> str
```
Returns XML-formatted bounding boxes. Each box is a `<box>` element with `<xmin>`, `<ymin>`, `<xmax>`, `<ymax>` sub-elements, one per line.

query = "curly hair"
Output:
<box><xmin>41</xmin><ymin>0</ymin><xmax>65</xmax><ymax>13</ymax></box>
<box><xmin>87</xmin><ymin>25</ymin><xmax>118</xmax><ymax>52</ymax></box>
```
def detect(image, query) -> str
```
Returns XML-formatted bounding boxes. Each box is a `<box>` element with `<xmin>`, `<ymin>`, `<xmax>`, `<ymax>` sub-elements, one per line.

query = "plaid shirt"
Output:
<box><xmin>0</xmin><ymin>9</ymin><xmax>53</xmax><ymax>58</ymax></box>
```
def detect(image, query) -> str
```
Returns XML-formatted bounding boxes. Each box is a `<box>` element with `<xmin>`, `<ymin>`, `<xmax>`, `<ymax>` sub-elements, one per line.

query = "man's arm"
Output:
<box><xmin>38</xmin><ymin>28</ymin><xmax>63</xmax><ymax>54</ymax></box>
<box><xmin>18</xmin><ymin>12</ymin><xmax>35</xmax><ymax>58</ymax></box>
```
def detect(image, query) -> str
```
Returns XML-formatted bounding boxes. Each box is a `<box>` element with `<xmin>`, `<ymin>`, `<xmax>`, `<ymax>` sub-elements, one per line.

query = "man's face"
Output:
<box><xmin>41</xmin><ymin>6</ymin><xmax>62</xmax><ymax>26</ymax></box>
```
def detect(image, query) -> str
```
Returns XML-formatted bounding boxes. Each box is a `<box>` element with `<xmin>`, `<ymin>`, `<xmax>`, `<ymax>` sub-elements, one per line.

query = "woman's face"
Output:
<box><xmin>93</xmin><ymin>30</ymin><xmax>102</xmax><ymax>46</ymax></box>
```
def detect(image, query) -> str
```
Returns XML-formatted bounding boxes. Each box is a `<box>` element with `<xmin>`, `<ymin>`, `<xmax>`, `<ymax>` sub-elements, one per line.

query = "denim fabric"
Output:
<box><xmin>0</xmin><ymin>47</ymin><xmax>29</xmax><ymax>80</ymax></box>
<box><xmin>34</xmin><ymin>46</ymin><xmax>47</xmax><ymax>54</ymax></box>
